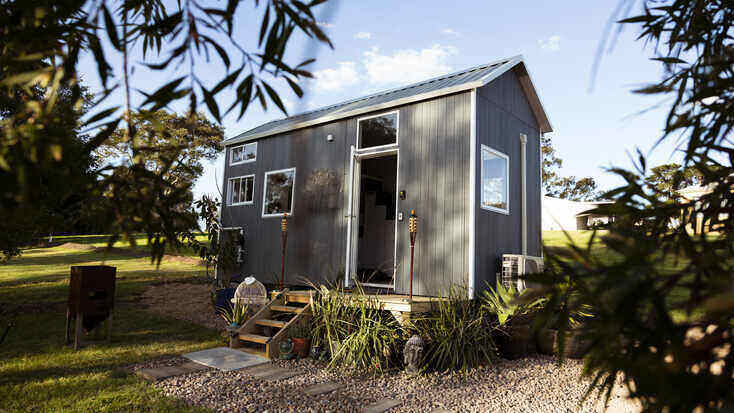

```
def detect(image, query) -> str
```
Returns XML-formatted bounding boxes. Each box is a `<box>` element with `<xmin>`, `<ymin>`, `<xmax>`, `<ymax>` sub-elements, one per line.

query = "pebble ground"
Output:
<box><xmin>150</xmin><ymin>356</ymin><xmax>640</xmax><ymax>413</ymax></box>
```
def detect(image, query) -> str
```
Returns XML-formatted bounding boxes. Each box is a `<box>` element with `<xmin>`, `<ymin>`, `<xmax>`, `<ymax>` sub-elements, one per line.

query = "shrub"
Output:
<box><xmin>219</xmin><ymin>302</ymin><xmax>249</xmax><ymax>326</ymax></box>
<box><xmin>409</xmin><ymin>286</ymin><xmax>497</xmax><ymax>372</ymax></box>
<box><xmin>310</xmin><ymin>284</ymin><xmax>405</xmax><ymax>374</ymax></box>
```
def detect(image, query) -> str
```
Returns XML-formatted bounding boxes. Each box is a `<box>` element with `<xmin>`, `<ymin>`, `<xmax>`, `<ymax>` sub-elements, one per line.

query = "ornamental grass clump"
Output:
<box><xmin>310</xmin><ymin>283</ymin><xmax>405</xmax><ymax>374</ymax></box>
<box><xmin>410</xmin><ymin>285</ymin><xmax>497</xmax><ymax>372</ymax></box>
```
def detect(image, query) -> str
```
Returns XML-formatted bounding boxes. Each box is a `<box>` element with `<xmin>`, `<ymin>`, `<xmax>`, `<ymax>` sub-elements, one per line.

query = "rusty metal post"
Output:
<box><xmin>408</xmin><ymin>210</ymin><xmax>418</xmax><ymax>300</ymax></box>
<box><xmin>281</xmin><ymin>213</ymin><xmax>288</xmax><ymax>290</ymax></box>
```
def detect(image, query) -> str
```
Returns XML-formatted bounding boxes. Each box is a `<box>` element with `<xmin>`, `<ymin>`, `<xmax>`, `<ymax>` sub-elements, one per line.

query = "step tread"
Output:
<box><xmin>270</xmin><ymin>305</ymin><xmax>303</xmax><ymax>313</ymax></box>
<box><xmin>239</xmin><ymin>333</ymin><xmax>271</xmax><ymax>344</ymax></box>
<box><xmin>255</xmin><ymin>319</ymin><xmax>287</xmax><ymax>328</ymax></box>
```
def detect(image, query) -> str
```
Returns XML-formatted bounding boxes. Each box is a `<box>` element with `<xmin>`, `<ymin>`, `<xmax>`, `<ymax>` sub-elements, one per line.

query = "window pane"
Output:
<box><xmin>231</xmin><ymin>179</ymin><xmax>240</xmax><ymax>205</ymax></box>
<box><xmin>481</xmin><ymin>148</ymin><xmax>508</xmax><ymax>211</ymax></box>
<box><xmin>359</xmin><ymin>113</ymin><xmax>397</xmax><ymax>148</ymax></box>
<box><xmin>264</xmin><ymin>170</ymin><xmax>295</xmax><ymax>215</ymax></box>
<box><xmin>231</xmin><ymin>147</ymin><xmax>241</xmax><ymax>163</ymax></box>
<box><xmin>244</xmin><ymin>177</ymin><xmax>253</xmax><ymax>203</ymax></box>
<box><xmin>244</xmin><ymin>143</ymin><xmax>257</xmax><ymax>160</ymax></box>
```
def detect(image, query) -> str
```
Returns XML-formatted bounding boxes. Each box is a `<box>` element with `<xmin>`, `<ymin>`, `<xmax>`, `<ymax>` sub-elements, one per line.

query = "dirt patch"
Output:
<box><xmin>161</xmin><ymin>255</ymin><xmax>206</xmax><ymax>266</ymax></box>
<box><xmin>140</xmin><ymin>282</ymin><xmax>224</xmax><ymax>331</ymax></box>
<box><xmin>57</xmin><ymin>242</ymin><xmax>97</xmax><ymax>251</ymax></box>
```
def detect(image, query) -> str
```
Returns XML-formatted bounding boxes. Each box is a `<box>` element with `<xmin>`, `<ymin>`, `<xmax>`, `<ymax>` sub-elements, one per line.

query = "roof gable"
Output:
<box><xmin>226</xmin><ymin>55</ymin><xmax>552</xmax><ymax>145</ymax></box>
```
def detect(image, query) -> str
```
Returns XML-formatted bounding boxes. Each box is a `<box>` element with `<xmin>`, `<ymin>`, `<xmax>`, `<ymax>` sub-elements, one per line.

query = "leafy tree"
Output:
<box><xmin>102</xmin><ymin>110</ymin><xmax>223</xmax><ymax>200</ymax></box>
<box><xmin>534</xmin><ymin>2</ymin><xmax>734</xmax><ymax>412</ymax></box>
<box><xmin>0</xmin><ymin>0</ymin><xmax>332</xmax><ymax>261</ymax></box>
<box><xmin>644</xmin><ymin>162</ymin><xmax>706</xmax><ymax>200</ymax></box>
<box><xmin>542</xmin><ymin>135</ymin><xmax>600</xmax><ymax>201</ymax></box>
<box><xmin>546</xmin><ymin>176</ymin><xmax>599</xmax><ymax>201</ymax></box>
<box><xmin>0</xmin><ymin>79</ymin><xmax>98</xmax><ymax>260</ymax></box>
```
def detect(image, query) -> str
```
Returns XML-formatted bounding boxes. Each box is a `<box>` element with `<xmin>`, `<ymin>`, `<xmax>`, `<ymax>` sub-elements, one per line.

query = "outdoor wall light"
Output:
<box><xmin>326</xmin><ymin>134</ymin><xmax>334</xmax><ymax>142</ymax></box>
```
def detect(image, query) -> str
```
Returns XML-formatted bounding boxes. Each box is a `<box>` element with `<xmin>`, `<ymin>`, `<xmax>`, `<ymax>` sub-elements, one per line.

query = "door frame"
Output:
<box><xmin>344</xmin><ymin>144</ymin><xmax>400</xmax><ymax>289</ymax></box>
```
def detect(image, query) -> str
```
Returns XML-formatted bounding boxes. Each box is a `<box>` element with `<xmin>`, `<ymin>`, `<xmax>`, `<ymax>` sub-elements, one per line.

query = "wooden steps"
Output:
<box><xmin>239</xmin><ymin>333</ymin><xmax>270</xmax><ymax>344</ymax></box>
<box><xmin>255</xmin><ymin>319</ymin><xmax>287</xmax><ymax>328</ymax></box>
<box><xmin>270</xmin><ymin>305</ymin><xmax>302</xmax><ymax>314</ymax></box>
<box><xmin>234</xmin><ymin>288</ymin><xmax>313</xmax><ymax>359</ymax></box>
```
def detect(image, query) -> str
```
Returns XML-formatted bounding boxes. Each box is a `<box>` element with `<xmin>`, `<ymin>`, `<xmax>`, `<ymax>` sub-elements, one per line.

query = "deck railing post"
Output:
<box><xmin>409</xmin><ymin>210</ymin><xmax>418</xmax><ymax>300</ymax></box>
<box><xmin>281</xmin><ymin>213</ymin><xmax>288</xmax><ymax>290</ymax></box>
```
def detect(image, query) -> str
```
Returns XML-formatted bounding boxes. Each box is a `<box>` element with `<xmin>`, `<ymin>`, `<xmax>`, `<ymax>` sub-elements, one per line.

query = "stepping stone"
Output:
<box><xmin>136</xmin><ymin>365</ymin><xmax>186</xmax><ymax>381</ymax></box>
<box><xmin>249</xmin><ymin>366</ymin><xmax>289</xmax><ymax>378</ymax></box>
<box><xmin>430</xmin><ymin>409</ymin><xmax>452</xmax><ymax>413</ymax></box>
<box><xmin>363</xmin><ymin>398</ymin><xmax>401</xmax><ymax>413</ymax></box>
<box><xmin>182</xmin><ymin>347</ymin><xmax>268</xmax><ymax>371</ymax></box>
<box><xmin>303</xmin><ymin>382</ymin><xmax>343</xmax><ymax>396</ymax></box>
<box><xmin>260</xmin><ymin>369</ymin><xmax>303</xmax><ymax>381</ymax></box>
<box><xmin>177</xmin><ymin>361</ymin><xmax>210</xmax><ymax>373</ymax></box>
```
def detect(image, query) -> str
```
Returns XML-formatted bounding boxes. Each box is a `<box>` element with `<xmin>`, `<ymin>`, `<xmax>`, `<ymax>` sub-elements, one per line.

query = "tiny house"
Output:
<box><xmin>220</xmin><ymin>55</ymin><xmax>552</xmax><ymax>297</ymax></box>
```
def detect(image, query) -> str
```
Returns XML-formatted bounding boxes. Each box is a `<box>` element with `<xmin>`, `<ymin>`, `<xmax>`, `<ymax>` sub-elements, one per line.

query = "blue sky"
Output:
<box><xmin>79</xmin><ymin>1</ymin><xmax>681</xmax><ymax>201</ymax></box>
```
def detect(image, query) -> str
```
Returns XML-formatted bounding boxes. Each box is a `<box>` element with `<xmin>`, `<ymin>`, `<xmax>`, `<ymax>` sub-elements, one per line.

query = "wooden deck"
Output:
<box><xmin>269</xmin><ymin>289</ymin><xmax>445</xmax><ymax>314</ymax></box>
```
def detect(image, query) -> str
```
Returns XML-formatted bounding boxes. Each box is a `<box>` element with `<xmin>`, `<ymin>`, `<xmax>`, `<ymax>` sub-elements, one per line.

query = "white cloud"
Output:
<box><xmin>354</xmin><ymin>31</ymin><xmax>372</xmax><ymax>40</ymax></box>
<box><xmin>312</xmin><ymin>61</ymin><xmax>360</xmax><ymax>91</ymax></box>
<box><xmin>317</xmin><ymin>21</ymin><xmax>335</xmax><ymax>28</ymax></box>
<box><xmin>441</xmin><ymin>28</ymin><xmax>461</xmax><ymax>37</ymax></box>
<box><xmin>538</xmin><ymin>35</ymin><xmax>561</xmax><ymax>52</ymax></box>
<box><xmin>362</xmin><ymin>44</ymin><xmax>459</xmax><ymax>85</ymax></box>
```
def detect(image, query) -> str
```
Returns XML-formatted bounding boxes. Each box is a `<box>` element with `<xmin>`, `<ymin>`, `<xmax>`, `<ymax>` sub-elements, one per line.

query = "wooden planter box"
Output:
<box><xmin>495</xmin><ymin>323</ymin><xmax>537</xmax><ymax>360</ymax></box>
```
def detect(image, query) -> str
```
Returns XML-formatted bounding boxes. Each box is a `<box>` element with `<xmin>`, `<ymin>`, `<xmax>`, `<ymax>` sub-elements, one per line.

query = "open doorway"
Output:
<box><xmin>355</xmin><ymin>154</ymin><xmax>397</xmax><ymax>287</ymax></box>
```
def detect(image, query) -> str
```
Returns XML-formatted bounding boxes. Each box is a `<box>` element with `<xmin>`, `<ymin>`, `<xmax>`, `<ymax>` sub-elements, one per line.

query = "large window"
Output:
<box><xmin>230</xmin><ymin>142</ymin><xmax>257</xmax><ymax>165</ymax></box>
<box><xmin>228</xmin><ymin>175</ymin><xmax>254</xmax><ymax>206</ymax></box>
<box><xmin>262</xmin><ymin>168</ymin><xmax>296</xmax><ymax>217</ymax></box>
<box><xmin>480</xmin><ymin>145</ymin><xmax>509</xmax><ymax>214</ymax></box>
<box><xmin>358</xmin><ymin>111</ymin><xmax>398</xmax><ymax>148</ymax></box>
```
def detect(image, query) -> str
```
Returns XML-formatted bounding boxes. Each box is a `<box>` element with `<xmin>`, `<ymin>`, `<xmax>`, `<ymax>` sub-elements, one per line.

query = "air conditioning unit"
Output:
<box><xmin>501</xmin><ymin>254</ymin><xmax>544</xmax><ymax>292</ymax></box>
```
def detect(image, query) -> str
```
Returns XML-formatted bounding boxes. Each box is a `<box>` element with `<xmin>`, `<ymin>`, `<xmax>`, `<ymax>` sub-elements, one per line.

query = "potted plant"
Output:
<box><xmin>290</xmin><ymin>323</ymin><xmax>311</xmax><ymax>358</ymax></box>
<box><xmin>220</xmin><ymin>302</ymin><xmax>249</xmax><ymax>348</ymax></box>
<box><xmin>537</xmin><ymin>304</ymin><xmax>592</xmax><ymax>359</ymax></box>
<box><xmin>480</xmin><ymin>281</ymin><xmax>544</xmax><ymax>359</ymax></box>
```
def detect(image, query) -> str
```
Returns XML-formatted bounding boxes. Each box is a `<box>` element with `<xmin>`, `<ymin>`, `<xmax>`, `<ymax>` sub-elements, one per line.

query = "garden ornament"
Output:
<box><xmin>403</xmin><ymin>335</ymin><xmax>424</xmax><ymax>373</ymax></box>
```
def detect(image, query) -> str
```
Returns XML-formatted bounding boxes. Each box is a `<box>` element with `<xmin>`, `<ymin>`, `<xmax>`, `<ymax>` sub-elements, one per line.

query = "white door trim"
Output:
<box><xmin>344</xmin><ymin>146</ymin><xmax>399</xmax><ymax>289</ymax></box>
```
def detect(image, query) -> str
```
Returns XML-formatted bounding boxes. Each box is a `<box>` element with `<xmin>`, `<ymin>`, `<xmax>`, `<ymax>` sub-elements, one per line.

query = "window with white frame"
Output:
<box><xmin>230</xmin><ymin>142</ymin><xmax>257</xmax><ymax>165</ymax></box>
<box><xmin>262</xmin><ymin>168</ymin><xmax>295</xmax><ymax>216</ymax></box>
<box><xmin>358</xmin><ymin>111</ymin><xmax>398</xmax><ymax>148</ymax></box>
<box><xmin>480</xmin><ymin>145</ymin><xmax>509</xmax><ymax>213</ymax></box>
<box><xmin>228</xmin><ymin>175</ymin><xmax>254</xmax><ymax>206</ymax></box>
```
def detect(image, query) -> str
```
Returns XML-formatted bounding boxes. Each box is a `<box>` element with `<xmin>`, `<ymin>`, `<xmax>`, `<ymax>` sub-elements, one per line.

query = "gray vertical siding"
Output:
<box><xmin>474</xmin><ymin>70</ymin><xmax>542</xmax><ymax>292</ymax></box>
<box><xmin>222</xmin><ymin>92</ymin><xmax>472</xmax><ymax>296</ymax></box>
<box><xmin>394</xmin><ymin>91</ymin><xmax>472</xmax><ymax>296</ymax></box>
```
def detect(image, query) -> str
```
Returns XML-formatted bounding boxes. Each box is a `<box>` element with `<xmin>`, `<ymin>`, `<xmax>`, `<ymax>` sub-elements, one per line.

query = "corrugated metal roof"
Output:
<box><xmin>226</xmin><ymin>55</ymin><xmax>550</xmax><ymax>144</ymax></box>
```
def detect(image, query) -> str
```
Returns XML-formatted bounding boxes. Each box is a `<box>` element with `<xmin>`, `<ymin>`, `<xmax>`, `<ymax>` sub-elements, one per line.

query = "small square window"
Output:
<box><xmin>481</xmin><ymin>145</ymin><xmax>509</xmax><ymax>214</ymax></box>
<box><xmin>228</xmin><ymin>175</ymin><xmax>254</xmax><ymax>206</ymax></box>
<box><xmin>230</xmin><ymin>142</ymin><xmax>257</xmax><ymax>165</ymax></box>
<box><xmin>358</xmin><ymin>111</ymin><xmax>398</xmax><ymax>148</ymax></box>
<box><xmin>262</xmin><ymin>168</ymin><xmax>295</xmax><ymax>217</ymax></box>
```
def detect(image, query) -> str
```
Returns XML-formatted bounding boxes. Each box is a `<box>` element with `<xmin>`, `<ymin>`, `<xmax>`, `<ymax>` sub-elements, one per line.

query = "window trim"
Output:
<box><xmin>228</xmin><ymin>174</ymin><xmax>255</xmax><ymax>206</ymax></box>
<box><xmin>261</xmin><ymin>167</ymin><xmax>297</xmax><ymax>218</ymax></box>
<box><xmin>229</xmin><ymin>142</ymin><xmax>257</xmax><ymax>166</ymax></box>
<box><xmin>356</xmin><ymin>110</ymin><xmax>399</xmax><ymax>150</ymax></box>
<box><xmin>480</xmin><ymin>144</ymin><xmax>510</xmax><ymax>215</ymax></box>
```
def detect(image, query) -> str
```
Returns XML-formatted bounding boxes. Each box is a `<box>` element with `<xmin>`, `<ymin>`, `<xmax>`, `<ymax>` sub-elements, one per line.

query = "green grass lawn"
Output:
<box><xmin>0</xmin><ymin>243</ymin><xmax>222</xmax><ymax>412</ymax></box>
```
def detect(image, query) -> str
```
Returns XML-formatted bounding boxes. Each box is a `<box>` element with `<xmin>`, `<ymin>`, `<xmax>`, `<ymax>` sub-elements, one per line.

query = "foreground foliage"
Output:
<box><xmin>1</xmin><ymin>0</ymin><xmax>332</xmax><ymax>262</ymax></box>
<box><xmin>535</xmin><ymin>2</ymin><xmax>734</xmax><ymax>412</ymax></box>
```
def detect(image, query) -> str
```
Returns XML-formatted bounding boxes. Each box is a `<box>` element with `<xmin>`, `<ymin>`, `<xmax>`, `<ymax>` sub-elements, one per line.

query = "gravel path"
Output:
<box><xmin>152</xmin><ymin>356</ymin><xmax>640</xmax><ymax>413</ymax></box>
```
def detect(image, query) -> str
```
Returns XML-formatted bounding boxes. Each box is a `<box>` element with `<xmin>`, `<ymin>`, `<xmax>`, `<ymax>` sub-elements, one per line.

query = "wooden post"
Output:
<box><xmin>74</xmin><ymin>313</ymin><xmax>82</xmax><ymax>350</ymax></box>
<box><xmin>409</xmin><ymin>210</ymin><xmax>418</xmax><ymax>300</ymax></box>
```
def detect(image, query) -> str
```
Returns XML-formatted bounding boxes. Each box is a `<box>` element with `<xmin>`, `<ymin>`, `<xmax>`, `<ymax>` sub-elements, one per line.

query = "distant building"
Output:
<box><xmin>677</xmin><ymin>175</ymin><xmax>733</xmax><ymax>233</ymax></box>
<box><xmin>541</xmin><ymin>196</ymin><xmax>613</xmax><ymax>231</ymax></box>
